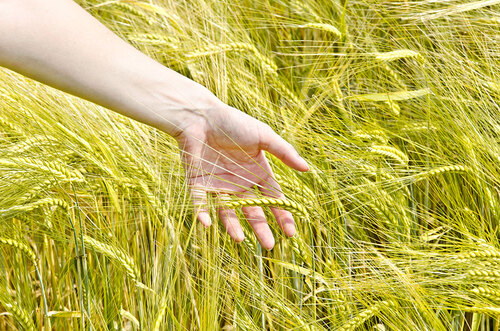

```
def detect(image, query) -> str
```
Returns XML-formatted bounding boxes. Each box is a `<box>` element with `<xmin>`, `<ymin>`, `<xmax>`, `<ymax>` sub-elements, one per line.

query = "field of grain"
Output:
<box><xmin>0</xmin><ymin>0</ymin><xmax>499</xmax><ymax>330</ymax></box>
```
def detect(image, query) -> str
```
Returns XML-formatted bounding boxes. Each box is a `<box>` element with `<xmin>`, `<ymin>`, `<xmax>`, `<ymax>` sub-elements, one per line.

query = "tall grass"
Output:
<box><xmin>0</xmin><ymin>0</ymin><xmax>499</xmax><ymax>329</ymax></box>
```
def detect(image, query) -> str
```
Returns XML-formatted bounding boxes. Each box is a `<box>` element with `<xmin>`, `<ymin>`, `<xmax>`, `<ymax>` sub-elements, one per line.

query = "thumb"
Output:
<box><xmin>259</xmin><ymin>125</ymin><xmax>309</xmax><ymax>172</ymax></box>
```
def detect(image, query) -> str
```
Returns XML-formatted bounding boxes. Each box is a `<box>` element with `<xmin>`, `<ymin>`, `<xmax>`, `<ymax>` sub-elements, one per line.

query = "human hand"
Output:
<box><xmin>0</xmin><ymin>0</ymin><xmax>309</xmax><ymax>250</ymax></box>
<box><xmin>175</xmin><ymin>101</ymin><xmax>309</xmax><ymax>250</ymax></box>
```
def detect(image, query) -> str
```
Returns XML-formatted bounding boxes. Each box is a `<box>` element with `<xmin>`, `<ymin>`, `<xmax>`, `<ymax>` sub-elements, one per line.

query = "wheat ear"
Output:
<box><xmin>82</xmin><ymin>234</ymin><xmax>150</xmax><ymax>290</ymax></box>
<box><xmin>120</xmin><ymin>309</ymin><xmax>140</xmax><ymax>328</ymax></box>
<box><xmin>0</xmin><ymin>237</ymin><xmax>51</xmax><ymax>327</ymax></box>
<box><xmin>385</xmin><ymin>99</ymin><xmax>401</xmax><ymax>116</ymax></box>
<box><xmin>375</xmin><ymin>50</ymin><xmax>425</xmax><ymax>63</ymax></box>
<box><xmin>274</xmin><ymin>173</ymin><xmax>316</xmax><ymax>203</ymax></box>
<box><xmin>8</xmin><ymin>135</ymin><xmax>59</xmax><ymax>153</ymax></box>
<box><xmin>291</xmin><ymin>1</ymin><xmax>322</xmax><ymax>22</ymax></box>
<box><xmin>5</xmin><ymin>198</ymin><xmax>69</xmax><ymax>215</ymax></box>
<box><xmin>127</xmin><ymin>33</ymin><xmax>178</xmax><ymax>47</ymax></box>
<box><xmin>0</xmin><ymin>237</ymin><xmax>37</xmax><ymax>264</ymax></box>
<box><xmin>353</xmin><ymin>130</ymin><xmax>389</xmax><ymax>144</ymax></box>
<box><xmin>111</xmin><ymin>2</ymin><xmax>154</xmax><ymax>25</ymax></box>
<box><xmin>369</xmin><ymin>145</ymin><xmax>409</xmax><ymax>165</ymax></box>
<box><xmin>0</xmin><ymin>158</ymin><xmax>84</xmax><ymax>182</ymax></box>
<box><xmin>458</xmin><ymin>249</ymin><xmax>500</xmax><ymax>260</ymax></box>
<box><xmin>401</xmin><ymin>123</ymin><xmax>437</xmax><ymax>133</ymax></box>
<box><xmin>339</xmin><ymin>300</ymin><xmax>395</xmax><ymax>331</ymax></box>
<box><xmin>471</xmin><ymin>287</ymin><xmax>500</xmax><ymax>302</ymax></box>
<box><xmin>0</xmin><ymin>116</ymin><xmax>25</xmax><ymax>136</ymax></box>
<box><xmin>0</xmin><ymin>293</ymin><xmax>35</xmax><ymax>331</ymax></box>
<box><xmin>299</xmin><ymin>23</ymin><xmax>341</xmax><ymax>38</ymax></box>
<box><xmin>225</xmin><ymin>198</ymin><xmax>308</xmax><ymax>218</ymax></box>
<box><xmin>102</xmin><ymin>132</ymin><xmax>155</xmax><ymax>182</ymax></box>
<box><xmin>467</xmin><ymin>269</ymin><xmax>500</xmax><ymax>281</ymax></box>
<box><xmin>413</xmin><ymin>165</ymin><xmax>472</xmax><ymax>182</ymax></box>
<box><xmin>185</xmin><ymin>42</ymin><xmax>278</xmax><ymax>75</ymax></box>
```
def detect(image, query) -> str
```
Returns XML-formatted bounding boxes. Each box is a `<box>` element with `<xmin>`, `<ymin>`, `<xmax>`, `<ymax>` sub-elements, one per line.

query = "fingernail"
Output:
<box><xmin>285</xmin><ymin>223</ymin><xmax>296</xmax><ymax>237</ymax></box>
<box><xmin>236</xmin><ymin>230</ymin><xmax>245</xmax><ymax>242</ymax></box>
<box><xmin>299</xmin><ymin>156</ymin><xmax>310</xmax><ymax>171</ymax></box>
<box><xmin>198</xmin><ymin>213</ymin><xmax>211</xmax><ymax>227</ymax></box>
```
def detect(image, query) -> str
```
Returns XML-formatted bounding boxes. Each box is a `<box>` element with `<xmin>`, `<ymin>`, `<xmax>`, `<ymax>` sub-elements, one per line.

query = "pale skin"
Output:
<box><xmin>0</xmin><ymin>0</ymin><xmax>309</xmax><ymax>250</ymax></box>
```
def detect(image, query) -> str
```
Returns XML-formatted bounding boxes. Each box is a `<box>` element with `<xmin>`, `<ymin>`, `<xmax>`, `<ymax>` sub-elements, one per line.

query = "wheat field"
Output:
<box><xmin>0</xmin><ymin>0</ymin><xmax>499</xmax><ymax>330</ymax></box>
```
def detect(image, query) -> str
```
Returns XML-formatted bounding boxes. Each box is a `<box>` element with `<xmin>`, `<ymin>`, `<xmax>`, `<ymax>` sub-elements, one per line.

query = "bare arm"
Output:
<box><xmin>0</xmin><ymin>0</ymin><xmax>213</xmax><ymax>136</ymax></box>
<box><xmin>0</xmin><ymin>0</ymin><xmax>309</xmax><ymax>249</ymax></box>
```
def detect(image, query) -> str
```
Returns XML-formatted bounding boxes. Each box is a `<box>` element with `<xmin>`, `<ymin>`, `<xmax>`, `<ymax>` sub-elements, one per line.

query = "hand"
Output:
<box><xmin>175</xmin><ymin>102</ymin><xmax>309</xmax><ymax>250</ymax></box>
<box><xmin>0</xmin><ymin>0</ymin><xmax>310</xmax><ymax>250</ymax></box>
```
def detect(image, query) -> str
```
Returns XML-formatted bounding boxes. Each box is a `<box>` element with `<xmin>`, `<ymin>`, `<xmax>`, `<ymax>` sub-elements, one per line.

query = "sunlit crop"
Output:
<box><xmin>0</xmin><ymin>0</ymin><xmax>499</xmax><ymax>329</ymax></box>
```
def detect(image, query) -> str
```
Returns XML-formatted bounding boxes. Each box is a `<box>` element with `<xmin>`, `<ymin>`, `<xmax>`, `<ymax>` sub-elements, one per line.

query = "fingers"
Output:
<box><xmin>259</xmin><ymin>179</ymin><xmax>295</xmax><ymax>238</ymax></box>
<box><xmin>197</xmin><ymin>212</ymin><xmax>211</xmax><ymax>228</ymax></box>
<box><xmin>218</xmin><ymin>206</ymin><xmax>245</xmax><ymax>242</ymax></box>
<box><xmin>190</xmin><ymin>186</ymin><xmax>211</xmax><ymax>227</ymax></box>
<box><xmin>242</xmin><ymin>205</ymin><xmax>275</xmax><ymax>250</ymax></box>
<box><xmin>191</xmin><ymin>182</ymin><xmax>292</xmax><ymax>248</ymax></box>
<box><xmin>191</xmin><ymin>187</ymin><xmax>274</xmax><ymax>248</ymax></box>
<box><xmin>270</xmin><ymin>208</ymin><xmax>295</xmax><ymax>237</ymax></box>
<box><xmin>259</xmin><ymin>125</ymin><xmax>309</xmax><ymax>172</ymax></box>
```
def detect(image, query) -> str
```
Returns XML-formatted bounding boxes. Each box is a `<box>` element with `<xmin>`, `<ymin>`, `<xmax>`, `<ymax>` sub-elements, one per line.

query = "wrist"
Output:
<box><xmin>137</xmin><ymin>68</ymin><xmax>221</xmax><ymax>137</ymax></box>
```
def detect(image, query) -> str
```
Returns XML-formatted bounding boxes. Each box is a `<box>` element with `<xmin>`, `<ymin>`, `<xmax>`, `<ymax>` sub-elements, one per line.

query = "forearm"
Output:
<box><xmin>0</xmin><ymin>0</ymin><xmax>216</xmax><ymax>136</ymax></box>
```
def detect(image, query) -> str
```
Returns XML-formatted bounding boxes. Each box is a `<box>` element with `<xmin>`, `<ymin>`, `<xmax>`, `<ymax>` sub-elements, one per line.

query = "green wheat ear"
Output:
<box><xmin>225</xmin><ymin>197</ymin><xmax>309</xmax><ymax>218</ymax></box>
<box><xmin>0</xmin><ymin>292</ymin><xmax>36</xmax><ymax>331</ymax></box>
<box><xmin>0</xmin><ymin>237</ymin><xmax>37</xmax><ymax>263</ymax></box>
<box><xmin>1</xmin><ymin>0</ymin><xmax>499</xmax><ymax>329</ymax></box>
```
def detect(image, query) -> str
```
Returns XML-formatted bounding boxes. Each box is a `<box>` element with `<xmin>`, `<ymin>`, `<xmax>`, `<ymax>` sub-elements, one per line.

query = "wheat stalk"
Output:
<box><xmin>153</xmin><ymin>301</ymin><xmax>168</xmax><ymax>331</ymax></box>
<box><xmin>462</xmin><ymin>306</ymin><xmax>500</xmax><ymax>315</ymax></box>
